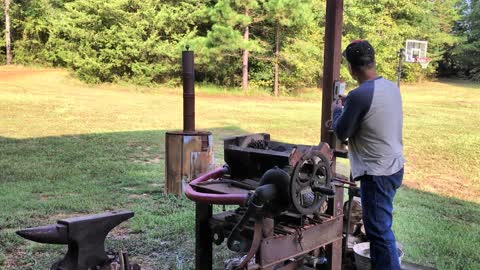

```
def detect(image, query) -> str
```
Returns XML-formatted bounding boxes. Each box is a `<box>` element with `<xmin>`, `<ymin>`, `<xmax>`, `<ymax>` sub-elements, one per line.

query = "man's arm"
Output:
<box><xmin>332</xmin><ymin>90</ymin><xmax>372</xmax><ymax>141</ymax></box>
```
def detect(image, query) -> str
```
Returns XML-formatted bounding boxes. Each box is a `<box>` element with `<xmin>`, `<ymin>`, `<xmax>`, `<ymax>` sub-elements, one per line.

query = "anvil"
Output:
<box><xmin>17</xmin><ymin>209</ymin><xmax>134</xmax><ymax>270</ymax></box>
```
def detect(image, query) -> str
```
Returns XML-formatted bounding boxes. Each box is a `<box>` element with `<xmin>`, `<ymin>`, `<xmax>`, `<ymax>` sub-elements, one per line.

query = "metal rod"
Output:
<box><xmin>183</xmin><ymin>50</ymin><xmax>195</xmax><ymax>132</ymax></box>
<box><xmin>397</xmin><ymin>48</ymin><xmax>405</xmax><ymax>88</ymax></box>
<box><xmin>343</xmin><ymin>174</ymin><xmax>355</xmax><ymax>260</ymax></box>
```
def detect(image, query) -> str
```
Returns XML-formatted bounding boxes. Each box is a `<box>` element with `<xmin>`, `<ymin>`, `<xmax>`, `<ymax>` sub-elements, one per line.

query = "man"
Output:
<box><xmin>332</xmin><ymin>40</ymin><xmax>405</xmax><ymax>270</ymax></box>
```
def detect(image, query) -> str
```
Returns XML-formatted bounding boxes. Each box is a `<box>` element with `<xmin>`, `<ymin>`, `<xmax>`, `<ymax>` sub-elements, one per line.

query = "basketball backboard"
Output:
<box><xmin>405</xmin><ymin>40</ymin><xmax>428</xmax><ymax>63</ymax></box>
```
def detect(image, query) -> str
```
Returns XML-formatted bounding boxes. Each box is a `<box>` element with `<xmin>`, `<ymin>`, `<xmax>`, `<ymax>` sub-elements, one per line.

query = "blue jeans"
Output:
<box><xmin>360</xmin><ymin>168</ymin><xmax>403</xmax><ymax>270</ymax></box>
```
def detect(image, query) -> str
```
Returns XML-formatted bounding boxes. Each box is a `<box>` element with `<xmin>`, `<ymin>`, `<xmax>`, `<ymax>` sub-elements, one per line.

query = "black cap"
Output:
<box><xmin>343</xmin><ymin>40</ymin><xmax>375</xmax><ymax>67</ymax></box>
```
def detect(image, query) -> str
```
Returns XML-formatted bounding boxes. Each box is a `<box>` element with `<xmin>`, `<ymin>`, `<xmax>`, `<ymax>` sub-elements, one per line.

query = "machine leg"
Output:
<box><xmin>195</xmin><ymin>203</ymin><xmax>213</xmax><ymax>270</ymax></box>
<box><xmin>325</xmin><ymin>239</ymin><xmax>343</xmax><ymax>270</ymax></box>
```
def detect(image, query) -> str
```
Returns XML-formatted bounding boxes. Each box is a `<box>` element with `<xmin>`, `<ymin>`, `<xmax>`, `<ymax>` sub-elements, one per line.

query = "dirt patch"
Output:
<box><xmin>108</xmin><ymin>224</ymin><xmax>133</xmax><ymax>241</ymax></box>
<box><xmin>128</xmin><ymin>193</ymin><xmax>150</xmax><ymax>199</ymax></box>
<box><xmin>4</xmin><ymin>249</ymin><xmax>26</xmax><ymax>269</ymax></box>
<box><xmin>130</xmin><ymin>155</ymin><xmax>162</xmax><ymax>164</ymax></box>
<box><xmin>0</xmin><ymin>69</ymin><xmax>54</xmax><ymax>81</ymax></box>
<box><xmin>127</xmin><ymin>142</ymin><xmax>163</xmax><ymax>164</ymax></box>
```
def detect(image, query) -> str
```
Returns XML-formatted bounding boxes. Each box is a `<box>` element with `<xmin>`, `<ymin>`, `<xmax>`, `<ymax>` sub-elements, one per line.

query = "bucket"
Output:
<box><xmin>353</xmin><ymin>242</ymin><xmax>404</xmax><ymax>270</ymax></box>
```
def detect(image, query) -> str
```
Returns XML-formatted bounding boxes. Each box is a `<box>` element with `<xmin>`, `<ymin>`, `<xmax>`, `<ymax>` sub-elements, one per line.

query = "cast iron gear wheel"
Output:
<box><xmin>290</xmin><ymin>150</ymin><xmax>332</xmax><ymax>215</ymax></box>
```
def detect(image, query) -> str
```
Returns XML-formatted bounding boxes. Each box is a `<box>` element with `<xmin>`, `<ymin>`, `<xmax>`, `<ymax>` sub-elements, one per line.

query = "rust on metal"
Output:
<box><xmin>235</xmin><ymin>221</ymin><xmax>263</xmax><ymax>270</ymax></box>
<box><xmin>259</xmin><ymin>216</ymin><xmax>343</xmax><ymax>268</ymax></box>
<box><xmin>187</xmin><ymin>133</ymin><xmax>344</xmax><ymax>269</ymax></box>
<box><xmin>16</xmin><ymin>210</ymin><xmax>135</xmax><ymax>270</ymax></box>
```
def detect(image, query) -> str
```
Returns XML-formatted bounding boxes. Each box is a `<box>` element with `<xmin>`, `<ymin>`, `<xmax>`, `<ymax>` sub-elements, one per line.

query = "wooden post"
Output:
<box><xmin>321</xmin><ymin>0</ymin><xmax>344</xmax><ymax>146</ymax></box>
<box><xmin>321</xmin><ymin>0</ymin><xmax>344</xmax><ymax>269</ymax></box>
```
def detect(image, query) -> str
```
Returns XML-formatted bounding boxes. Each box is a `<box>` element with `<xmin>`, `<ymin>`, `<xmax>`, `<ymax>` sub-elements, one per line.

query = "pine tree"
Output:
<box><xmin>454</xmin><ymin>0</ymin><xmax>480</xmax><ymax>80</ymax></box>
<box><xmin>263</xmin><ymin>0</ymin><xmax>314</xmax><ymax>96</ymax></box>
<box><xmin>195</xmin><ymin>0</ymin><xmax>263</xmax><ymax>88</ymax></box>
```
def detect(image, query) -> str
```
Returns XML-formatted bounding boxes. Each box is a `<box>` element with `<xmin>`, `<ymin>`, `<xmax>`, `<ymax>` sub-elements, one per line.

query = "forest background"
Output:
<box><xmin>1</xmin><ymin>0</ymin><xmax>479</xmax><ymax>94</ymax></box>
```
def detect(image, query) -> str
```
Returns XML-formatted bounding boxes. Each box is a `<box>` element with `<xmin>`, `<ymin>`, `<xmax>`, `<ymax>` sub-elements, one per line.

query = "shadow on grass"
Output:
<box><xmin>0</xmin><ymin>127</ymin><xmax>479</xmax><ymax>269</ymax></box>
<box><xmin>0</xmin><ymin>126</ymin><xmax>244</xmax><ymax>270</ymax></box>
<box><xmin>394</xmin><ymin>186</ymin><xmax>480</xmax><ymax>269</ymax></box>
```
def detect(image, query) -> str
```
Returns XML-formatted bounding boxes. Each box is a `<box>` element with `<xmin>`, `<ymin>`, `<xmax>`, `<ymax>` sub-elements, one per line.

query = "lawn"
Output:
<box><xmin>0</xmin><ymin>67</ymin><xmax>479</xmax><ymax>270</ymax></box>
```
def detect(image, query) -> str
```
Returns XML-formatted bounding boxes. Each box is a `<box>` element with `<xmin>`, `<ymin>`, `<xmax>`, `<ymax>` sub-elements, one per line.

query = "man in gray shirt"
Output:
<box><xmin>332</xmin><ymin>40</ymin><xmax>404</xmax><ymax>270</ymax></box>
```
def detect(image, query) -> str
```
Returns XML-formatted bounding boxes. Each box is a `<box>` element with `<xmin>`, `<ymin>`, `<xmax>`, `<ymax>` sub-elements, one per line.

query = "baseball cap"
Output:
<box><xmin>342</xmin><ymin>40</ymin><xmax>375</xmax><ymax>67</ymax></box>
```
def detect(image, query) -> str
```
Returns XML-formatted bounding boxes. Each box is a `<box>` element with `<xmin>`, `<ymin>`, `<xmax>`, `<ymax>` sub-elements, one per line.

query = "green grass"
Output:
<box><xmin>0</xmin><ymin>67</ymin><xmax>479</xmax><ymax>269</ymax></box>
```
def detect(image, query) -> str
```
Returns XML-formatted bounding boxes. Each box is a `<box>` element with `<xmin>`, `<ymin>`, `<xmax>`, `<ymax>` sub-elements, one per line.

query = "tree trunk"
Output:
<box><xmin>5</xmin><ymin>0</ymin><xmax>12</xmax><ymax>65</ymax></box>
<box><xmin>242</xmin><ymin>8</ymin><xmax>249</xmax><ymax>91</ymax></box>
<box><xmin>273</xmin><ymin>21</ymin><xmax>280</xmax><ymax>97</ymax></box>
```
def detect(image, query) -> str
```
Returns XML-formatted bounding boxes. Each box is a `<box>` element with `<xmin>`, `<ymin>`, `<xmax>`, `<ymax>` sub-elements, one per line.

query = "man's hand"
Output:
<box><xmin>331</xmin><ymin>98</ymin><xmax>343</xmax><ymax>112</ymax></box>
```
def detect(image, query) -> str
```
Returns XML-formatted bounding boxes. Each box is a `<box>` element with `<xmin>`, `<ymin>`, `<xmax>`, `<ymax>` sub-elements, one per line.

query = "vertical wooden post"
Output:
<box><xmin>321</xmin><ymin>0</ymin><xmax>344</xmax><ymax>269</ymax></box>
<box><xmin>321</xmin><ymin>0</ymin><xmax>344</xmax><ymax>146</ymax></box>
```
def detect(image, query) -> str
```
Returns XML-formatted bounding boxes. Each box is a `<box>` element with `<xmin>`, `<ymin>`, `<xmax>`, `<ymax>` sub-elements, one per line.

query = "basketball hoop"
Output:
<box><xmin>415</xmin><ymin>57</ymin><xmax>432</xmax><ymax>69</ymax></box>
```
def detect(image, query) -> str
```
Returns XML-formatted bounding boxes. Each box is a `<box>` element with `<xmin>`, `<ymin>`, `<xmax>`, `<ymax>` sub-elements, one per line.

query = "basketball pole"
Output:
<box><xmin>397</xmin><ymin>48</ymin><xmax>405</xmax><ymax>88</ymax></box>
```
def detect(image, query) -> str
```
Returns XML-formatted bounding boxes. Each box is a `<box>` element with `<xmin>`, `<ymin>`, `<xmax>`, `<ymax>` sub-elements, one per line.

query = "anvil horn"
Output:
<box><xmin>16</xmin><ymin>224</ymin><xmax>68</xmax><ymax>244</ymax></box>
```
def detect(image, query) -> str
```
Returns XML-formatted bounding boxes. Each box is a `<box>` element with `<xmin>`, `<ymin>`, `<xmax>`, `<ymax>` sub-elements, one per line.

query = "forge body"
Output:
<box><xmin>186</xmin><ymin>134</ymin><xmax>346</xmax><ymax>270</ymax></box>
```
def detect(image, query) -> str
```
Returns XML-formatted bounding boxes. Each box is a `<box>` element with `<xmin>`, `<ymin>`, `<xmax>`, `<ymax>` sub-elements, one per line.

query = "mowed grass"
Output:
<box><xmin>0</xmin><ymin>67</ymin><xmax>479</xmax><ymax>269</ymax></box>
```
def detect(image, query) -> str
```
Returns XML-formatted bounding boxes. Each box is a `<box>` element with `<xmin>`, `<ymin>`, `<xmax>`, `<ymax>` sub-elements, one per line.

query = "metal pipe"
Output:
<box><xmin>397</xmin><ymin>48</ymin><xmax>405</xmax><ymax>88</ymax></box>
<box><xmin>183</xmin><ymin>50</ymin><xmax>195</xmax><ymax>132</ymax></box>
<box><xmin>185</xmin><ymin>166</ymin><xmax>249</xmax><ymax>205</ymax></box>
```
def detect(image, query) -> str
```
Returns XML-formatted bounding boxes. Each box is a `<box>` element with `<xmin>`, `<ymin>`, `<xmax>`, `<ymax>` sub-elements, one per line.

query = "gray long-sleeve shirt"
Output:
<box><xmin>333</xmin><ymin>77</ymin><xmax>405</xmax><ymax>179</ymax></box>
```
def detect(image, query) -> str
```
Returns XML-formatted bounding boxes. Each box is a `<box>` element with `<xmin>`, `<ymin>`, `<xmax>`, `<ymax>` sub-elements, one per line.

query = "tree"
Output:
<box><xmin>453</xmin><ymin>0</ymin><xmax>480</xmax><ymax>80</ymax></box>
<box><xmin>44</xmin><ymin>0</ymin><xmax>208</xmax><ymax>84</ymax></box>
<box><xmin>264</xmin><ymin>0</ymin><xmax>314</xmax><ymax>96</ymax></box>
<box><xmin>0</xmin><ymin>0</ymin><xmax>461</xmax><ymax>87</ymax></box>
<box><xmin>194</xmin><ymin>0</ymin><xmax>263</xmax><ymax>88</ymax></box>
<box><xmin>9</xmin><ymin>0</ymin><xmax>52</xmax><ymax>64</ymax></box>
<box><xmin>4</xmin><ymin>0</ymin><xmax>12</xmax><ymax>64</ymax></box>
<box><xmin>342</xmin><ymin>0</ymin><xmax>460</xmax><ymax>83</ymax></box>
<box><xmin>242</xmin><ymin>5</ymin><xmax>249</xmax><ymax>91</ymax></box>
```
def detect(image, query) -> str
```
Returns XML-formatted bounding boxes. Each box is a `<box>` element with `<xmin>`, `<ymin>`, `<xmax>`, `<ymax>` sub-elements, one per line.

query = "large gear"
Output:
<box><xmin>290</xmin><ymin>150</ymin><xmax>332</xmax><ymax>215</ymax></box>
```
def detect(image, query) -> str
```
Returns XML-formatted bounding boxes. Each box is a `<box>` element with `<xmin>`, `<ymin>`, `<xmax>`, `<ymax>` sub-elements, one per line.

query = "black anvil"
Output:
<box><xmin>17</xmin><ymin>210</ymin><xmax>134</xmax><ymax>270</ymax></box>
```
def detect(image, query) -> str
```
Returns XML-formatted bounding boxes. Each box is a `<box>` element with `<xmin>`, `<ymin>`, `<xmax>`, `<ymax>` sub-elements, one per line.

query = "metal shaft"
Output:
<box><xmin>183</xmin><ymin>50</ymin><xmax>195</xmax><ymax>132</ymax></box>
<box><xmin>397</xmin><ymin>48</ymin><xmax>405</xmax><ymax>88</ymax></box>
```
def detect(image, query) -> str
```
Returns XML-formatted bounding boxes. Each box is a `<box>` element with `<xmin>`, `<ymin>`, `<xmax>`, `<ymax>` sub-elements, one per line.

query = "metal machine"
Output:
<box><xmin>184</xmin><ymin>0</ymin><xmax>347</xmax><ymax>269</ymax></box>
<box><xmin>186</xmin><ymin>134</ymin><xmax>348</xmax><ymax>270</ymax></box>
